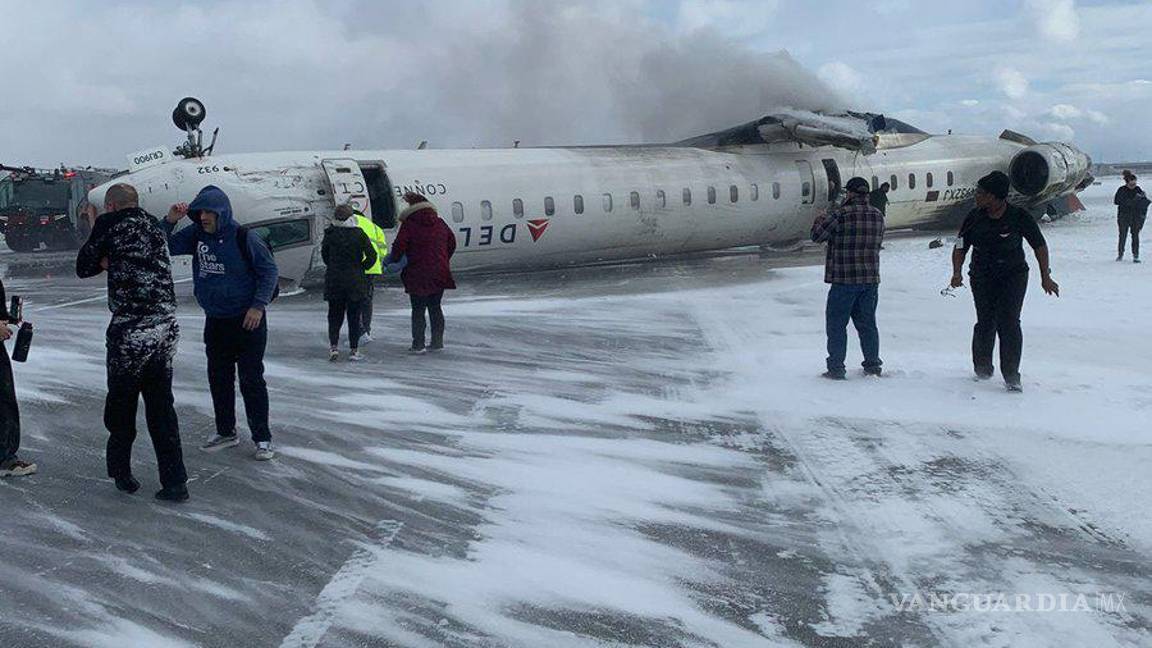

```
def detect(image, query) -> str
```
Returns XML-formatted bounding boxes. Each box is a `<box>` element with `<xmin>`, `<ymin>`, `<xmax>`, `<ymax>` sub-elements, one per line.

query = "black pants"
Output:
<box><xmin>971</xmin><ymin>270</ymin><xmax>1028</xmax><ymax>381</ymax></box>
<box><xmin>0</xmin><ymin>345</ymin><xmax>20</xmax><ymax>464</ymax></box>
<box><xmin>105</xmin><ymin>327</ymin><xmax>185</xmax><ymax>489</ymax></box>
<box><xmin>1118</xmin><ymin>214</ymin><xmax>1145</xmax><ymax>258</ymax></box>
<box><xmin>410</xmin><ymin>292</ymin><xmax>445</xmax><ymax>349</ymax></box>
<box><xmin>361</xmin><ymin>280</ymin><xmax>375</xmax><ymax>335</ymax></box>
<box><xmin>328</xmin><ymin>299</ymin><xmax>364</xmax><ymax>349</ymax></box>
<box><xmin>205</xmin><ymin>315</ymin><xmax>270</xmax><ymax>443</ymax></box>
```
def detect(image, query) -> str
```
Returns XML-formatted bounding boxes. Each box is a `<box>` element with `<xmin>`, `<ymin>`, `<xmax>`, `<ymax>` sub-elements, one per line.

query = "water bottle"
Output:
<box><xmin>12</xmin><ymin>322</ymin><xmax>32</xmax><ymax>363</ymax></box>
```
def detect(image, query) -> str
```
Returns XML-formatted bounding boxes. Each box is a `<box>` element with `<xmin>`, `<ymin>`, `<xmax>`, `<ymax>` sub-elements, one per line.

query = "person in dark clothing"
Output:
<box><xmin>0</xmin><ymin>279</ymin><xmax>34</xmax><ymax>478</ymax></box>
<box><xmin>385</xmin><ymin>193</ymin><xmax>457</xmax><ymax>353</ymax></box>
<box><xmin>950</xmin><ymin>171</ymin><xmax>1060</xmax><ymax>392</ymax></box>
<box><xmin>811</xmin><ymin>176</ymin><xmax>885</xmax><ymax>379</ymax></box>
<box><xmin>322</xmin><ymin>205</ymin><xmax>377</xmax><ymax>361</ymax></box>
<box><xmin>868</xmin><ymin>182</ymin><xmax>890</xmax><ymax>216</ymax></box>
<box><xmin>76</xmin><ymin>183</ymin><xmax>187</xmax><ymax>501</ymax></box>
<box><xmin>163</xmin><ymin>186</ymin><xmax>280</xmax><ymax>460</ymax></box>
<box><xmin>1114</xmin><ymin>171</ymin><xmax>1149</xmax><ymax>263</ymax></box>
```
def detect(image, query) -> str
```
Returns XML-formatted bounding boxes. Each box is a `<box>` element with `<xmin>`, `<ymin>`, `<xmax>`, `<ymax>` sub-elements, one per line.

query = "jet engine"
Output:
<box><xmin>1008</xmin><ymin>142</ymin><xmax>1091</xmax><ymax>200</ymax></box>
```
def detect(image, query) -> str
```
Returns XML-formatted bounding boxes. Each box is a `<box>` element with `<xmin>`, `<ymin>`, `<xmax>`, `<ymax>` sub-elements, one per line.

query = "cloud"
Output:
<box><xmin>960</xmin><ymin>99</ymin><xmax>981</xmax><ymax>107</ymax></box>
<box><xmin>994</xmin><ymin>67</ymin><xmax>1030</xmax><ymax>99</ymax></box>
<box><xmin>1026</xmin><ymin>0</ymin><xmax>1080</xmax><ymax>42</ymax></box>
<box><xmin>818</xmin><ymin>62</ymin><xmax>868</xmax><ymax>102</ymax></box>
<box><xmin>1048</xmin><ymin>104</ymin><xmax>1109</xmax><ymax>125</ymax></box>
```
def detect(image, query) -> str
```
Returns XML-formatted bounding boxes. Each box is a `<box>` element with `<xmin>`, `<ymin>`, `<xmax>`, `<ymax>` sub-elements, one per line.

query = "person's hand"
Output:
<box><xmin>243</xmin><ymin>307</ymin><xmax>264</xmax><ymax>331</ymax></box>
<box><xmin>1042</xmin><ymin>275</ymin><xmax>1060</xmax><ymax>297</ymax></box>
<box><xmin>950</xmin><ymin>273</ymin><xmax>964</xmax><ymax>288</ymax></box>
<box><xmin>167</xmin><ymin>202</ymin><xmax>189</xmax><ymax>224</ymax></box>
<box><xmin>0</xmin><ymin>324</ymin><xmax>12</xmax><ymax>342</ymax></box>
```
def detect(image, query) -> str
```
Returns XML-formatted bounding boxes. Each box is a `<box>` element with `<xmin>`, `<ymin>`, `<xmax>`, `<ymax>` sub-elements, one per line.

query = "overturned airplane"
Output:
<box><xmin>90</xmin><ymin>98</ymin><xmax>1093</xmax><ymax>290</ymax></box>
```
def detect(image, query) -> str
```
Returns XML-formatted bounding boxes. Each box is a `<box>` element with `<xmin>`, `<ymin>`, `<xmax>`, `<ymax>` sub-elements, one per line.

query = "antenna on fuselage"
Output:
<box><xmin>416</xmin><ymin>140</ymin><xmax>428</xmax><ymax>150</ymax></box>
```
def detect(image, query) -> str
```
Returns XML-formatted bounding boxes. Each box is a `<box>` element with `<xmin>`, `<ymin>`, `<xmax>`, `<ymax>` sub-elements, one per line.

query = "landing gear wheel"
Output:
<box><xmin>5</xmin><ymin>232</ymin><xmax>33</xmax><ymax>253</ymax></box>
<box><xmin>172</xmin><ymin>97</ymin><xmax>206</xmax><ymax>131</ymax></box>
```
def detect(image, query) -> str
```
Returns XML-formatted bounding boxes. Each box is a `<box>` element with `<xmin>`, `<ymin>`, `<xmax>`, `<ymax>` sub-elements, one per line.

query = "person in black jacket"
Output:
<box><xmin>950</xmin><ymin>171</ymin><xmax>1060</xmax><ymax>392</ymax></box>
<box><xmin>1115</xmin><ymin>171</ymin><xmax>1149</xmax><ymax>263</ymax></box>
<box><xmin>868</xmin><ymin>182</ymin><xmax>890</xmax><ymax>216</ymax></box>
<box><xmin>0</xmin><ymin>279</ymin><xmax>34</xmax><ymax>478</ymax></box>
<box><xmin>76</xmin><ymin>184</ymin><xmax>188</xmax><ymax>502</ymax></box>
<box><xmin>322</xmin><ymin>205</ymin><xmax>377</xmax><ymax>361</ymax></box>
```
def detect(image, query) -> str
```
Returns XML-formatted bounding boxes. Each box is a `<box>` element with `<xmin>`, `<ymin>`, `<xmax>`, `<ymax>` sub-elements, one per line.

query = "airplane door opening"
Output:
<box><xmin>358</xmin><ymin>163</ymin><xmax>398</xmax><ymax>229</ymax></box>
<box><xmin>321</xmin><ymin>159</ymin><xmax>371</xmax><ymax>218</ymax></box>
<box><xmin>796</xmin><ymin>161</ymin><xmax>815</xmax><ymax>205</ymax></box>
<box><xmin>822</xmin><ymin>159</ymin><xmax>841</xmax><ymax>201</ymax></box>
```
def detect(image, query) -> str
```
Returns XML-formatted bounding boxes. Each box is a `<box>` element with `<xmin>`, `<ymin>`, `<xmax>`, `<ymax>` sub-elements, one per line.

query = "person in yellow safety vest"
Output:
<box><xmin>354</xmin><ymin>211</ymin><xmax>388</xmax><ymax>343</ymax></box>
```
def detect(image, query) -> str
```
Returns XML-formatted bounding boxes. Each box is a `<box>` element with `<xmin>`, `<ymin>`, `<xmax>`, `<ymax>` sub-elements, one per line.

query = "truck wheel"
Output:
<box><xmin>172</xmin><ymin>97</ymin><xmax>206</xmax><ymax>131</ymax></box>
<box><xmin>5</xmin><ymin>232</ymin><xmax>32</xmax><ymax>253</ymax></box>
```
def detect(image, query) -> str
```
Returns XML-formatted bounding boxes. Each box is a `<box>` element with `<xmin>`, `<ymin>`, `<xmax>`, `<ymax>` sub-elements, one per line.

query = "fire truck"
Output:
<box><xmin>0</xmin><ymin>165</ymin><xmax>119</xmax><ymax>252</ymax></box>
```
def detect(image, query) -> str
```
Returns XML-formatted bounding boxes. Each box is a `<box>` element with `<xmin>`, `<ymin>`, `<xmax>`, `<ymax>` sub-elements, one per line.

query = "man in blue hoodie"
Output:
<box><xmin>163</xmin><ymin>186</ymin><xmax>279</xmax><ymax>460</ymax></box>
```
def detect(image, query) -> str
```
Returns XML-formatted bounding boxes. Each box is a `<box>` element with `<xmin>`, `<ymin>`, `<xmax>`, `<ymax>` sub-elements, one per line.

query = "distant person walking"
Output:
<box><xmin>76</xmin><ymin>183</ymin><xmax>187</xmax><ymax>501</ymax></box>
<box><xmin>354</xmin><ymin>209</ymin><xmax>389</xmax><ymax>343</ymax></box>
<box><xmin>163</xmin><ymin>186</ymin><xmax>280</xmax><ymax>461</ymax></box>
<box><xmin>0</xmin><ymin>278</ymin><xmax>33</xmax><ymax>478</ymax></box>
<box><xmin>322</xmin><ymin>205</ymin><xmax>377</xmax><ymax>361</ymax></box>
<box><xmin>385</xmin><ymin>193</ymin><xmax>457</xmax><ymax>354</ymax></box>
<box><xmin>869</xmin><ymin>182</ymin><xmax>890</xmax><ymax>216</ymax></box>
<box><xmin>1115</xmin><ymin>171</ymin><xmax>1149</xmax><ymax>263</ymax></box>
<box><xmin>950</xmin><ymin>171</ymin><xmax>1060</xmax><ymax>392</ymax></box>
<box><xmin>811</xmin><ymin>176</ymin><xmax>885</xmax><ymax>379</ymax></box>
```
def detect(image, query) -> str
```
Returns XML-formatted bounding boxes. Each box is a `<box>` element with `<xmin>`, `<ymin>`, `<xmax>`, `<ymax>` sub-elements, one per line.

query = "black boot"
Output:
<box><xmin>155</xmin><ymin>485</ymin><xmax>189</xmax><ymax>502</ymax></box>
<box><xmin>114</xmin><ymin>475</ymin><xmax>140</xmax><ymax>494</ymax></box>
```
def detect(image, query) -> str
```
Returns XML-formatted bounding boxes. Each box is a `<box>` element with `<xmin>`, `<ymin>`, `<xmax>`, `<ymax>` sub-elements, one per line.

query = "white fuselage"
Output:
<box><xmin>90</xmin><ymin>134</ymin><xmax>1072</xmax><ymax>287</ymax></box>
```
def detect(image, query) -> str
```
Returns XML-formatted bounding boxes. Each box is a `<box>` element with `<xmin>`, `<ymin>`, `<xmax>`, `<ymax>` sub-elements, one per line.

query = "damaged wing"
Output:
<box><xmin>678</xmin><ymin>110</ymin><xmax>928</xmax><ymax>154</ymax></box>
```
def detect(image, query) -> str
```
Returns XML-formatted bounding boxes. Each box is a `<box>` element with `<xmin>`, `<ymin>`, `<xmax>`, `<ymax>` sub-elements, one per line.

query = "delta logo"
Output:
<box><xmin>527</xmin><ymin>218</ymin><xmax>550</xmax><ymax>242</ymax></box>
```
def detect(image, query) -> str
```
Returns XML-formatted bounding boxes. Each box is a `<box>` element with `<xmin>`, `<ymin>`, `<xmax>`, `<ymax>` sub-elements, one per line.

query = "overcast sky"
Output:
<box><xmin>1</xmin><ymin>0</ymin><xmax>1148</xmax><ymax>169</ymax></box>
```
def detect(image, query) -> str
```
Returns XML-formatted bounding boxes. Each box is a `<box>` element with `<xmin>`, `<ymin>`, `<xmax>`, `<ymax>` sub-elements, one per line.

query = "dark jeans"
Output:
<box><xmin>0</xmin><ymin>345</ymin><xmax>20</xmax><ymax>464</ymax></box>
<box><xmin>205</xmin><ymin>315</ymin><xmax>270</xmax><ymax>443</ymax></box>
<box><xmin>410</xmin><ymin>292</ymin><xmax>445</xmax><ymax>349</ymax></box>
<box><xmin>361</xmin><ymin>280</ymin><xmax>376</xmax><ymax>335</ymax></box>
<box><xmin>105</xmin><ymin>349</ymin><xmax>186</xmax><ymax>489</ymax></box>
<box><xmin>328</xmin><ymin>299</ymin><xmax>364</xmax><ymax>349</ymax></box>
<box><xmin>825</xmin><ymin>283</ymin><xmax>881</xmax><ymax>373</ymax></box>
<box><xmin>1118</xmin><ymin>214</ymin><xmax>1145</xmax><ymax>258</ymax></box>
<box><xmin>971</xmin><ymin>270</ymin><xmax>1028</xmax><ymax>381</ymax></box>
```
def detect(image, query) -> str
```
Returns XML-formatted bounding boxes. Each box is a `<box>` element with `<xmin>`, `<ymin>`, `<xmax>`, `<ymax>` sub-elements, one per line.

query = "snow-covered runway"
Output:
<box><xmin>1</xmin><ymin>180</ymin><xmax>1149</xmax><ymax>647</ymax></box>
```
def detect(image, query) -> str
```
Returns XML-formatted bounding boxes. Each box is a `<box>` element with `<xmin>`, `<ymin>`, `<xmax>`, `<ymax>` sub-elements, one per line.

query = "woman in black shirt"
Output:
<box><xmin>949</xmin><ymin>171</ymin><xmax>1060</xmax><ymax>392</ymax></box>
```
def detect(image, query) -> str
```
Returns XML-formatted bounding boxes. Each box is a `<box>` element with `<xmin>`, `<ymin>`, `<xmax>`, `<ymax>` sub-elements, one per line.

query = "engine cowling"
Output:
<box><xmin>1008</xmin><ymin>143</ymin><xmax>1091</xmax><ymax>200</ymax></box>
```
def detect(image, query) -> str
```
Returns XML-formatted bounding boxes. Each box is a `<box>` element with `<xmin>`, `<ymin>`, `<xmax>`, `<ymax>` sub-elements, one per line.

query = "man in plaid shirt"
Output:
<box><xmin>810</xmin><ymin>176</ymin><xmax>885</xmax><ymax>379</ymax></box>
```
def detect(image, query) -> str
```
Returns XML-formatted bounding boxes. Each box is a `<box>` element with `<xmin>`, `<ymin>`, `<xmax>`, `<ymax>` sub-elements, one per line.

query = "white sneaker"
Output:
<box><xmin>360</xmin><ymin>332</ymin><xmax>374</xmax><ymax>344</ymax></box>
<box><xmin>200</xmin><ymin>433</ymin><xmax>240</xmax><ymax>452</ymax></box>
<box><xmin>253</xmin><ymin>442</ymin><xmax>275</xmax><ymax>461</ymax></box>
<box><xmin>348</xmin><ymin>350</ymin><xmax>364</xmax><ymax>362</ymax></box>
<box><xmin>329</xmin><ymin>348</ymin><xmax>340</xmax><ymax>362</ymax></box>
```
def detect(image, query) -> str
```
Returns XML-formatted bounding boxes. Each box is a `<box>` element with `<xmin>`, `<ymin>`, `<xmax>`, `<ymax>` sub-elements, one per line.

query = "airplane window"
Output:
<box><xmin>926</xmin><ymin>172</ymin><xmax>934</xmax><ymax>188</ymax></box>
<box><xmin>890</xmin><ymin>175</ymin><xmax>898</xmax><ymax>190</ymax></box>
<box><xmin>908</xmin><ymin>173</ymin><xmax>916</xmax><ymax>190</ymax></box>
<box><xmin>730</xmin><ymin>185</ymin><xmax>738</xmax><ymax>203</ymax></box>
<box><xmin>707</xmin><ymin>186</ymin><xmax>717</xmax><ymax>204</ymax></box>
<box><xmin>451</xmin><ymin>202</ymin><xmax>464</xmax><ymax>223</ymax></box>
<box><xmin>947</xmin><ymin>171</ymin><xmax>955</xmax><ymax>186</ymax></box>
<box><xmin>656</xmin><ymin>189</ymin><xmax>666</xmax><ymax>208</ymax></box>
<box><xmin>246</xmin><ymin>219</ymin><xmax>311</xmax><ymax>251</ymax></box>
<box><xmin>772</xmin><ymin>182</ymin><xmax>781</xmax><ymax>199</ymax></box>
<box><xmin>574</xmin><ymin>195</ymin><xmax>584</xmax><ymax>214</ymax></box>
<box><xmin>545</xmin><ymin>196</ymin><xmax>555</xmax><ymax>216</ymax></box>
<box><xmin>603</xmin><ymin>193</ymin><xmax>613</xmax><ymax>212</ymax></box>
<box><xmin>630</xmin><ymin>191</ymin><xmax>640</xmax><ymax>210</ymax></box>
<box><xmin>802</xmin><ymin>182</ymin><xmax>811</xmax><ymax>198</ymax></box>
<box><xmin>513</xmin><ymin>198</ymin><xmax>523</xmax><ymax>218</ymax></box>
<box><xmin>751</xmin><ymin>184</ymin><xmax>758</xmax><ymax>201</ymax></box>
<box><xmin>683</xmin><ymin>188</ymin><xmax>692</xmax><ymax>205</ymax></box>
<box><xmin>481</xmin><ymin>200</ymin><xmax>493</xmax><ymax>221</ymax></box>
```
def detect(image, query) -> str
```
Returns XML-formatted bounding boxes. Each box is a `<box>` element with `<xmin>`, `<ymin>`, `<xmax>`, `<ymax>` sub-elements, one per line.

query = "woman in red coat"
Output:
<box><xmin>387</xmin><ymin>193</ymin><xmax>456</xmax><ymax>353</ymax></box>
